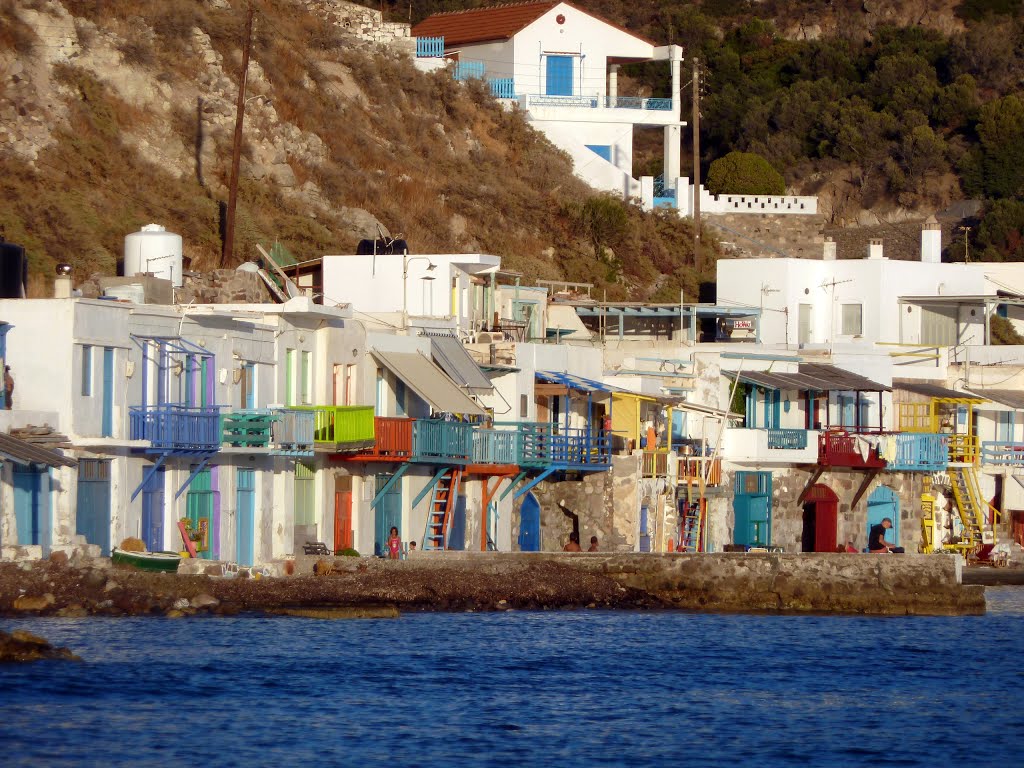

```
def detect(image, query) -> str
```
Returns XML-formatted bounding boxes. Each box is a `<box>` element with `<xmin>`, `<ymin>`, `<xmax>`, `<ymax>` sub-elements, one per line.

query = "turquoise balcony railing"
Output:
<box><xmin>222</xmin><ymin>409</ymin><xmax>277</xmax><ymax>448</ymax></box>
<box><xmin>454</xmin><ymin>60</ymin><xmax>485</xmax><ymax>81</ymax></box>
<box><xmin>767</xmin><ymin>428</ymin><xmax>809</xmax><ymax>450</ymax></box>
<box><xmin>412</xmin><ymin>419</ymin><xmax>475</xmax><ymax>462</ymax></box>
<box><xmin>888</xmin><ymin>433</ymin><xmax>948</xmax><ymax>471</ymax></box>
<box><xmin>472</xmin><ymin>429</ymin><xmax>519</xmax><ymax>464</ymax></box>
<box><xmin>981</xmin><ymin>441</ymin><xmax>1024</xmax><ymax>466</ymax></box>
<box><xmin>495</xmin><ymin>422</ymin><xmax>610</xmax><ymax>469</ymax></box>
<box><xmin>130</xmin><ymin>404</ymin><xmax>222</xmax><ymax>451</ymax></box>
<box><xmin>489</xmin><ymin>77</ymin><xmax>515</xmax><ymax>99</ymax></box>
<box><xmin>292</xmin><ymin>405</ymin><xmax>375</xmax><ymax>449</ymax></box>
<box><xmin>416</xmin><ymin>36</ymin><xmax>444</xmax><ymax>58</ymax></box>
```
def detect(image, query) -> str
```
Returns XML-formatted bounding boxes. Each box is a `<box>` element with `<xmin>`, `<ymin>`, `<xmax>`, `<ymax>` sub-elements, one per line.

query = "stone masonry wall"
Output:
<box><xmin>300</xmin><ymin>1</ymin><xmax>415</xmax><ymax>53</ymax></box>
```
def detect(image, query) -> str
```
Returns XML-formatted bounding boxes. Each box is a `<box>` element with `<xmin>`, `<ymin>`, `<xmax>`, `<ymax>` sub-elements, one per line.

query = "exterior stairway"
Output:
<box><xmin>422</xmin><ymin>468</ymin><xmax>462</xmax><ymax>551</ymax></box>
<box><xmin>949</xmin><ymin>466</ymin><xmax>994</xmax><ymax>551</ymax></box>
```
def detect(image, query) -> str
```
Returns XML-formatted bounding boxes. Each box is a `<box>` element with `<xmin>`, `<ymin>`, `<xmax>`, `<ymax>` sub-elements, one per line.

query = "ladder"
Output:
<box><xmin>948</xmin><ymin>466</ymin><xmax>994</xmax><ymax>553</ymax></box>
<box><xmin>679</xmin><ymin>494</ymin><xmax>705</xmax><ymax>553</ymax></box>
<box><xmin>422</xmin><ymin>468</ymin><xmax>462</xmax><ymax>551</ymax></box>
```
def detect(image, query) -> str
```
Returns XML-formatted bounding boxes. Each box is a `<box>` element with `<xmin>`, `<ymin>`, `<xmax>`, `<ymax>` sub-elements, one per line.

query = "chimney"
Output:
<box><xmin>866</xmin><ymin>238</ymin><xmax>884</xmax><ymax>260</ymax></box>
<box><xmin>822</xmin><ymin>237</ymin><xmax>837</xmax><ymax>261</ymax></box>
<box><xmin>54</xmin><ymin>264</ymin><xmax>72</xmax><ymax>299</ymax></box>
<box><xmin>921</xmin><ymin>215</ymin><xmax>941</xmax><ymax>264</ymax></box>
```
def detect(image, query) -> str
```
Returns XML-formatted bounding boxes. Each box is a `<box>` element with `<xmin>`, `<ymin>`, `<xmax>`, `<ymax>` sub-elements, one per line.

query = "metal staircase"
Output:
<box><xmin>422</xmin><ymin>468</ymin><xmax>462</xmax><ymax>551</ymax></box>
<box><xmin>949</xmin><ymin>466</ymin><xmax>995</xmax><ymax>552</ymax></box>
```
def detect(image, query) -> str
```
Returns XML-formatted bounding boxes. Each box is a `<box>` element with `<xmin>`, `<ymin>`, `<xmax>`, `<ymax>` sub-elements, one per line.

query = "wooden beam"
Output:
<box><xmin>851</xmin><ymin>468</ymin><xmax>880</xmax><ymax>509</ymax></box>
<box><xmin>797</xmin><ymin>465</ymin><xmax>825</xmax><ymax>504</ymax></box>
<box><xmin>535</xmin><ymin>384</ymin><xmax>570</xmax><ymax>397</ymax></box>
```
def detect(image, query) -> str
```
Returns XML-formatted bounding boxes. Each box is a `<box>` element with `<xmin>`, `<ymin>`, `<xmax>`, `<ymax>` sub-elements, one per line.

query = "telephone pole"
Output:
<box><xmin>221</xmin><ymin>4</ymin><xmax>255</xmax><ymax>268</ymax></box>
<box><xmin>691</xmin><ymin>57</ymin><xmax>701</xmax><ymax>273</ymax></box>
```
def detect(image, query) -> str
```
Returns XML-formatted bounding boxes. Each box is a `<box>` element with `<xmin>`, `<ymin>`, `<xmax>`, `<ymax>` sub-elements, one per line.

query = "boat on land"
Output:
<box><xmin>111</xmin><ymin>548</ymin><xmax>182</xmax><ymax>573</ymax></box>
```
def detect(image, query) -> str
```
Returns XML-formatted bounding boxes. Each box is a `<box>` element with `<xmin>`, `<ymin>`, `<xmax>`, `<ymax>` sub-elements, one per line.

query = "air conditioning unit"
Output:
<box><xmin>474</xmin><ymin>331</ymin><xmax>506</xmax><ymax>344</ymax></box>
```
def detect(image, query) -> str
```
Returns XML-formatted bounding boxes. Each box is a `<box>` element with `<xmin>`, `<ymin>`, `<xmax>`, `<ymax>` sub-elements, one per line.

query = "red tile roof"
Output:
<box><xmin>412</xmin><ymin>1</ymin><xmax>656</xmax><ymax>49</ymax></box>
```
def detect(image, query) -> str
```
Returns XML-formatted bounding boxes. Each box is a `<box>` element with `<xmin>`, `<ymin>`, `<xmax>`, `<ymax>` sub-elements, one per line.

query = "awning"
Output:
<box><xmin>421</xmin><ymin>331</ymin><xmax>493</xmax><ymax>393</ymax></box>
<box><xmin>734</xmin><ymin>363</ymin><xmax>889</xmax><ymax>393</ymax></box>
<box><xmin>536</xmin><ymin>370</ymin><xmax>623</xmax><ymax>396</ymax></box>
<box><xmin>0</xmin><ymin>433</ymin><xmax>77</xmax><ymax>468</ymax></box>
<box><xmin>372</xmin><ymin>351</ymin><xmax>484</xmax><ymax>416</ymax></box>
<box><xmin>966</xmin><ymin>389</ymin><xmax>1024</xmax><ymax>408</ymax></box>
<box><xmin>894</xmin><ymin>379</ymin><xmax>985</xmax><ymax>402</ymax></box>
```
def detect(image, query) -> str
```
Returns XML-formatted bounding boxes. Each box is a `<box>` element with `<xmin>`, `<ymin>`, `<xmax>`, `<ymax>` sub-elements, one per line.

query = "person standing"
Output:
<box><xmin>3</xmin><ymin>365</ymin><xmax>12</xmax><ymax>410</ymax></box>
<box><xmin>387</xmin><ymin>526</ymin><xmax>402</xmax><ymax>560</ymax></box>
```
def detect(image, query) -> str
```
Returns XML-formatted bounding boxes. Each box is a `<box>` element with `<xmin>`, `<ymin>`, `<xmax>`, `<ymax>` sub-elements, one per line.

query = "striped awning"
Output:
<box><xmin>372</xmin><ymin>351</ymin><xmax>484</xmax><ymax>416</ymax></box>
<box><xmin>0</xmin><ymin>432</ymin><xmax>76</xmax><ymax>468</ymax></box>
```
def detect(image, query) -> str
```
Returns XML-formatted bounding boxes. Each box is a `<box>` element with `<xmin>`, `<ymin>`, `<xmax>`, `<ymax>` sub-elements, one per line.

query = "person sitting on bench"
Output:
<box><xmin>868</xmin><ymin>518</ymin><xmax>905</xmax><ymax>553</ymax></box>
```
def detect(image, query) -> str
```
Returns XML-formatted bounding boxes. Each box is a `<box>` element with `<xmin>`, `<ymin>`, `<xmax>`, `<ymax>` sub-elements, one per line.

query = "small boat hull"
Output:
<box><xmin>111</xmin><ymin>548</ymin><xmax>182</xmax><ymax>573</ymax></box>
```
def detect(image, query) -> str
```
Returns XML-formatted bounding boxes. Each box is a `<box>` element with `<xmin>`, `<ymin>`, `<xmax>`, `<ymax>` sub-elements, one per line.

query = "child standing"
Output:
<box><xmin>387</xmin><ymin>526</ymin><xmax>402</xmax><ymax>560</ymax></box>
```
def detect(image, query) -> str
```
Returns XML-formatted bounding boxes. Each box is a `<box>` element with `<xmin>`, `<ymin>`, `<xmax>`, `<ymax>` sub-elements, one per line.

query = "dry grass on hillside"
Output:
<box><xmin>0</xmin><ymin>0</ymin><xmax>710</xmax><ymax>299</ymax></box>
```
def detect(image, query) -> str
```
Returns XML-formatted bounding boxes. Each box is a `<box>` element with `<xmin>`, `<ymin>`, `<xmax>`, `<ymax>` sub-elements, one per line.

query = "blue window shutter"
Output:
<box><xmin>545</xmin><ymin>56</ymin><xmax>573</xmax><ymax>96</ymax></box>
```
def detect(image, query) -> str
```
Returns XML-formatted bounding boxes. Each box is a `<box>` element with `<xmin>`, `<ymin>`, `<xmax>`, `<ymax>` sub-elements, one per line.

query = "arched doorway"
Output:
<box><xmin>801</xmin><ymin>484</ymin><xmax>838</xmax><ymax>552</ymax></box>
<box><xmin>866</xmin><ymin>486</ymin><xmax>900</xmax><ymax>550</ymax></box>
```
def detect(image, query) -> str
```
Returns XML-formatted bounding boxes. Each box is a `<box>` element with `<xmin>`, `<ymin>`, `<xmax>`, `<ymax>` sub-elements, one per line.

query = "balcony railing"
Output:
<box><xmin>818</xmin><ymin>431</ymin><xmax>886</xmax><ymax>469</ymax></box>
<box><xmin>528</xmin><ymin>94</ymin><xmax>673</xmax><ymax>111</ymax></box>
<box><xmin>271</xmin><ymin>409</ymin><xmax>315</xmax><ymax>454</ymax></box>
<box><xmin>679</xmin><ymin>456</ymin><xmax>722</xmax><ymax>486</ymax></box>
<box><xmin>767</xmin><ymin>428</ymin><xmax>808</xmax><ymax>450</ymax></box>
<box><xmin>981</xmin><ymin>441</ymin><xmax>1024</xmax><ymax>466</ymax></box>
<box><xmin>130</xmin><ymin>404</ymin><xmax>222</xmax><ymax>451</ymax></box>
<box><xmin>472</xmin><ymin>429</ymin><xmax>519</xmax><ymax>465</ymax></box>
<box><xmin>454</xmin><ymin>60</ymin><xmax>485</xmax><ymax>81</ymax></box>
<box><xmin>888</xmin><ymin>433</ymin><xmax>948</xmax><ymax>471</ymax></box>
<box><xmin>222</xmin><ymin>409</ymin><xmax>276</xmax><ymax>448</ymax></box>
<box><xmin>494</xmin><ymin>422</ymin><xmax>611</xmax><ymax>469</ymax></box>
<box><xmin>948</xmin><ymin>433</ymin><xmax>979</xmax><ymax>463</ymax></box>
<box><xmin>642</xmin><ymin>450</ymin><xmax>669</xmax><ymax>477</ymax></box>
<box><xmin>489</xmin><ymin>77</ymin><xmax>515</xmax><ymax>99</ymax></box>
<box><xmin>292</xmin><ymin>405</ymin><xmax>375</xmax><ymax>449</ymax></box>
<box><xmin>412</xmin><ymin>419</ymin><xmax>476</xmax><ymax>462</ymax></box>
<box><xmin>416</xmin><ymin>36</ymin><xmax>444</xmax><ymax>58</ymax></box>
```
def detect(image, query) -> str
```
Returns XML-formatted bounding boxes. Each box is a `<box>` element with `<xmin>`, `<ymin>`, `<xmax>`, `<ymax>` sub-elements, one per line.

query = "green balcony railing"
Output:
<box><xmin>222</xmin><ymin>409</ymin><xmax>278</xmax><ymax>448</ymax></box>
<box><xmin>293</xmin><ymin>405</ymin><xmax>375</xmax><ymax>448</ymax></box>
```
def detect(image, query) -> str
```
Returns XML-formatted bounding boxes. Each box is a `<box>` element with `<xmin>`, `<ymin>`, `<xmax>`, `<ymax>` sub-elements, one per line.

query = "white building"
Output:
<box><xmin>412</xmin><ymin>1</ymin><xmax>684</xmax><ymax>201</ymax></box>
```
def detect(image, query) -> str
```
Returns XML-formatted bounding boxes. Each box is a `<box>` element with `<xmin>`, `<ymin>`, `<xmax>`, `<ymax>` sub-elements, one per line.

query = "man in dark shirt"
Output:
<box><xmin>869</xmin><ymin>517</ymin><xmax>905</xmax><ymax>553</ymax></box>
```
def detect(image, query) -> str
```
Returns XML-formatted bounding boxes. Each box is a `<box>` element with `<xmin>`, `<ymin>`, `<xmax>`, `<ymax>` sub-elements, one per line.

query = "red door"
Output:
<box><xmin>334</xmin><ymin>490</ymin><xmax>353</xmax><ymax>552</ymax></box>
<box><xmin>814</xmin><ymin>500</ymin><xmax>838</xmax><ymax>552</ymax></box>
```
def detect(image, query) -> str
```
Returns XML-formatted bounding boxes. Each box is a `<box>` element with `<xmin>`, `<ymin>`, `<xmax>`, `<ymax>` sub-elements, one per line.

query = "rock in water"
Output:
<box><xmin>0</xmin><ymin>631</ymin><xmax>80</xmax><ymax>662</ymax></box>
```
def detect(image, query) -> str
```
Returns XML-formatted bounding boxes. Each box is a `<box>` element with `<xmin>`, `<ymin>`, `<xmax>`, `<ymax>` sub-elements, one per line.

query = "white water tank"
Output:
<box><xmin>124</xmin><ymin>224</ymin><xmax>183</xmax><ymax>287</ymax></box>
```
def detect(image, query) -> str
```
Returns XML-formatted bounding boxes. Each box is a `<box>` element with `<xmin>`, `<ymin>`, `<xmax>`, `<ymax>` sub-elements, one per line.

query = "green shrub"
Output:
<box><xmin>338</xmin><ymin>548</ymin><xmax>360</xmax><ymax>557</ymax></box>
<box><xmin>706</xmin><ymin>151</ymin><xmax>786</xmax><ymax>196</ymax></box>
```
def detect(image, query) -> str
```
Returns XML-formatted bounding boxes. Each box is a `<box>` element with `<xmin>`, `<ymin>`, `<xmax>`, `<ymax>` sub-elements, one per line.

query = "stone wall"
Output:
<box><xmin>522</xmin><ymin>454</ymin><xmax>642</xmax><ymax>553</ymax></box>
<box><xmin>300</xmin><ymin>0</ymin><xmax>415</xmax><ymax>53</ymax></box>
<box><xmin>176</xmin><ymin>269</ymin><xmax>271</xmax><ymax>305</ymax></box>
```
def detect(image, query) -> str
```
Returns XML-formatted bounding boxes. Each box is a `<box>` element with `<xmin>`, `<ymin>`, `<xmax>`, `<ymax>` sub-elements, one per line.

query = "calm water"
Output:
<box><xmin>2</xmin><ymin>590</ymin><xmax>1023</xmax><ymax>767</ymax></box>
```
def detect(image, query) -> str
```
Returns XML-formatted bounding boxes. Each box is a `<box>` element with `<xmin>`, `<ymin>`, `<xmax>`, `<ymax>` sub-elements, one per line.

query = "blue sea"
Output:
<box><xmin>2</xmin><ymin>589</ymin><xmax>1023</xmax><ymax>767</ymax></box>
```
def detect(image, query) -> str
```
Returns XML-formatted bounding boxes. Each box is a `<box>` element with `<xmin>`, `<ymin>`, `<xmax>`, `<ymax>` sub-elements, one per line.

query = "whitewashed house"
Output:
<box><xmin>412</xmin><ymin>1</ymin><xmax>684</xmax><ymax>203</ymax></box>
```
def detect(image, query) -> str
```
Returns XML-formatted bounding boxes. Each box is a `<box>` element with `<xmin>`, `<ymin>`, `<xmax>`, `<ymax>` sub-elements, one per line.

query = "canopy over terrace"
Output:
<box><xmin>568</xmin><ymin>303</ymin><xmax>760</xmax><ymax>343</ymax></box>
<box><xmin>373</xmin><ymin>351</ymin><xmax>485</xmax><ymax>417</ymax></box>
<box><xmin>893</xmin><ymin>379</ymin><xmax>986</xmax><ymax>435</ymax></box>
<box><xmin>732</xmin><ymin>362</ymin><xmax>890</xmax><ymax>432</ymax></box>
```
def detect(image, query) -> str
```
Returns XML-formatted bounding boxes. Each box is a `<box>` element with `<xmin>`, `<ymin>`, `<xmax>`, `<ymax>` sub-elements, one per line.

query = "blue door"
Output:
<box><xmin>14</xmin><ymin>465</ymin><xmax>50</xmax><ymax>553</ymax></box>
<box><xmin>448</xmin><ymin>494</ymin><xmax>467</xmax><ymax>551</ymax></box>
<box><xmin>76</xmin><ymin>459</ymin><xmax>111</xmax><ymax>555</ymax></box>
<box><xmin>545</xmin><ymin>55</ymin><xmax>573</xmax><ymax>96</ymax></box>
<box><xmin>186</xmin><ymin>468</ymin><xmax>214</xmax><ymax>560</ymax></box>
<box><xmin>236</xmin><ymin>468</ymin><xmax>255</xmax><ymax>566</ymax></box>
<box><xmin>141</xmin><ymin>466</ymin><xmax>165</xmax><ymax>552</ymax></box>
<box><xmin>102</xmin><ymin>347</ymin><xmax>114</xmax><ymax>437</ymax></box>
<box><xmin>518</xmin><ymin>491</ymin><xmax>540</xmax><ymax>552</ymax></box>
<box><xmin>374</xmin><ymin>474</ymin><xmax>402</xmax><ymax>557</ymax></box>
<box><xmin>733</xmin><ymin>471</ymin><xmax>772</xmax><ymax>547</ymax></box>
<box><xmin>867</xmin><ymin>486</ymin><xmax>899</xmax><ymax>549</ymax></box>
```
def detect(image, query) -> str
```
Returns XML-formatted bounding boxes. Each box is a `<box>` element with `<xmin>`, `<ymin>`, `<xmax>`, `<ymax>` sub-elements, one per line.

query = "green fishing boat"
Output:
<box><xmin>111</xmin><ymin>548</ymin><xmax>182</xmax><ymax>573</ymax></box>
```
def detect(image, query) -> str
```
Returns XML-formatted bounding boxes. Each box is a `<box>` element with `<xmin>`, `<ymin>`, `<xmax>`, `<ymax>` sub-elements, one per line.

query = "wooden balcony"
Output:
<box><xmin>496</xmin><ymin>422</ymin><xmax>610</xmax><ymax>470</ymax></box>
<box><xmin>642</xmin><ymin>450</ymin><xmax>668</xmax><ymax>477</ymax></box>
<box><xmin>678</xmin><ymin>456</ymin><xmax>721</xmax><ymax>486</ymax></box>
<box><xmin>292</xmin><ymin>405</ymin><xmax>375</xmax><ymax>452</ymax></box>
<box><xmin>222</xmin><ymin>410</ymin><xmax>277</xmax><ymax>449</ymax></box>
<box><xmin>271</xmin><ymin>409</ymin><xmax>315</xmax><ymax>455</ymax></box>
<box><xmin>981</xmin><ymin>441</ymin><xmax>1024</xmax><ymax>467</ymax></box>
<box><xmin>948</xmin><ymin>433</ymin><xmax>979</xmax><ymax>464</ymax></box>
<box><xmin>817</xmin><ymin>431</ymin><xmax>886</xmax><ymax>469</ymax></box>
<box><xmin>887</xmin><ymin>433</ymin><xmax>948</xmax><ymax>471</ymax></box>
<box><xmin>412</xmin><ymin>419</ymin><xmax>475</xmax><ymax>463</ymax></box>
<box><xmin>472</xmin><ymin>429</ymin><xmax>520</xmax><ymax>465</ymax></box>
<box><xmin>129</xmin><ymin>405</ymin><xmax>221</xmax><ymax>452</ymax></box>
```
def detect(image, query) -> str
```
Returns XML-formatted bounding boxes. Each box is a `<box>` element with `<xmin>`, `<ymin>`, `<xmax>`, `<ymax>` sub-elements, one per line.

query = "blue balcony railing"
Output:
<box><xmin>454</xmin><ymin>60</ymin><xmax>485</xmax><ymax>81</ymax></box>
<box><xmin>529</xmin><ymin>94</ymin><xmax>674</xmax><ymax>111</ymax></box>
<box><xmin>412</xmin><ymin>419</ymin><xmax>475</xmax><ymax>462</ymax></box>
<box><xmin>130</xmin><ymin>404</ymin><xmax>222</xmax><ymax>451</ymax></box>
<box><xmin>495</xmin><ymin>422</ymin><xmax>610</xmax><ymax>469</ymax></box>
<box><xmin>489</xmin><ymin>77</ymin><xmax>515</xmax><ymax>99</ymax></box>
<box><xmin>472</xmin><ymin>429</ymin><xmax>519</xmax><ymax>464</ymax></box>
<box><xmin>888</xmin><ymin>433</ymin><xmax>948</xmax><ymax>471</ymax></box>
<box><xmin>981</xmin><ymin>441</ymin><xmax>1024</xmax><ymax>466</ymax></box>
<box><xmin>416</xmin><ymin>36</ymin><xmax>444</xmax><ymax>58</ymax></box>
<box><xmin>767</xmin><ymin>428</ymin><xmax>808</xmax><ymax>450</ymax></box>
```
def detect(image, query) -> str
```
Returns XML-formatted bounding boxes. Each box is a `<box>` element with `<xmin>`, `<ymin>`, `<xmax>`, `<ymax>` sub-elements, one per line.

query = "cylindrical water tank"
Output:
<box><xmin>124</xmin><ymin>224</ymin><xmax>183</xmax><ymax>287</ymax></box>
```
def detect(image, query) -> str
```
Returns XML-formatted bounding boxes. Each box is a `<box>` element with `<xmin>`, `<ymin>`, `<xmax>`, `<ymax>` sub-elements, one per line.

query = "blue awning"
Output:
<box><xmin>536</xmin><ymin>370</ymin><xmax>613</xmax><ymax>393</ymax></box>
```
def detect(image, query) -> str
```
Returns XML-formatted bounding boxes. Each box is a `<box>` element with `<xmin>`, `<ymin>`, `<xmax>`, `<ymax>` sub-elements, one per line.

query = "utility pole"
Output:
<box><xmin>691</xmin><ymin>57</ymin><xmax>701</xmax><ymax>273</ymax></box>
<box><xmin>221</xmin><ymin>4</ymin><xmax>255</xmax><ymax>269</ymax></box>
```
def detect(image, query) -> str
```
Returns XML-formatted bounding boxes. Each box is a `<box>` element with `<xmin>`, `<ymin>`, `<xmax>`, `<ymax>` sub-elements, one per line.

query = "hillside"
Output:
<box><xmin>0</xmin><ymin>0</ymin><xmax>706</xmax><ymax>300</ymax></box>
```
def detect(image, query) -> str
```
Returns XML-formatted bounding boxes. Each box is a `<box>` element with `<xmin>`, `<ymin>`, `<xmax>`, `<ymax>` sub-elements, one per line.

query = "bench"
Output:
<box><xmin>303</xmin><ymin>541</ymin><xmax>332</xmax><ymax>556</ymax></box>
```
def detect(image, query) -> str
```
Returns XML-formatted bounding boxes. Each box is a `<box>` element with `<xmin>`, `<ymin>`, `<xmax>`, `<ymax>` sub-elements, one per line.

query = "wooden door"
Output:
<box><xmin>334</xmin><ymin>475</ymin><xmax>353</xmax><ymax>553</ymax></box>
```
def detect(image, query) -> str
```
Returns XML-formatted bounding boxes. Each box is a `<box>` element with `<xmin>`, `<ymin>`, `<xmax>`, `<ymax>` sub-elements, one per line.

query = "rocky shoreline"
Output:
<box><xmin>0</xmin><ymin>551</ymin><xmax>986</xmax><ymax>622</ymax></box>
